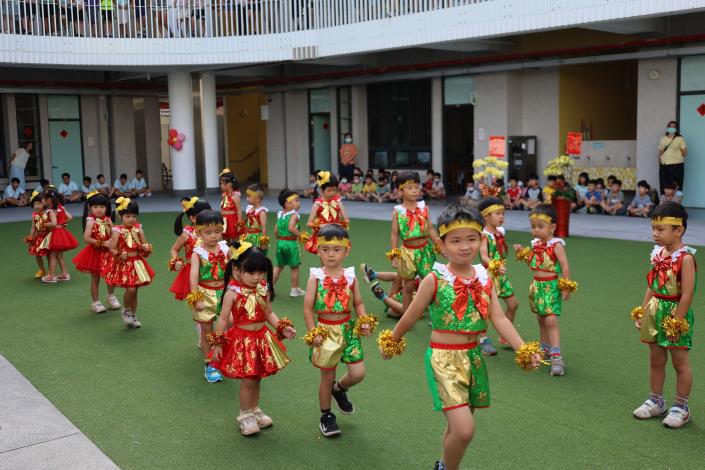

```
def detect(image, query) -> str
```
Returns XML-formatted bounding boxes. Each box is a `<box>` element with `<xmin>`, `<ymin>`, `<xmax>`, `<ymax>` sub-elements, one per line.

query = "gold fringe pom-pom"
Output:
<box><xmin>377</xmin><ymin>329</ymin><xmax>406</xmax><ymax>358</ymax></box>
<box><xmin>185</xmin><ymin>290</ymin><xmax>205</xmax><ymax>308</ymax></box>
<box><xmin>433</xmin><ymin>243</ymin><xmax>442</xmax><ymax>254</ymax></box>
<box><xmin>206</xmin><ymin>332</ymin><xmax>227</xmax><ymax>347</ymax></box>
<box><xmin>259</xmin><ymin>235</ymin><xmax>270</xmax><ymax>249</ymax></box>
<box><xmin>275</xmin><ymin>317</ymin><xmax>294</xmax><ymax>340</ymax></box>
<box><xmin>167</xmin><ymin>257</ymin><xmax>184</xmax><ymax>272</ymax></box>
<box><xmin>515</xmin><ymin>247</ymin><xmax>531</xmax><ymax>262</ymax></box>
<box><xmin>298</xmin><ymin>231</ymin><xmax>310</xmax><ymax>244</ymax></box>
<box><xmin>141</xmin><ymin>243</ymin><xmax>153</xmax><ymax>257</ymax></box>
<box><xmin>514</xmin><ymin>341</ymin><xmax>544</xmax><ymax>370</ymax></box>
<box><xmin>312</xmin><ymin>219</ymin><xmax>321</xmax><ymax>231</ymax></box>
<box><xmin>661</xmin><ymin>315</ymin><xmax>690</xmax><ymax>337</ymax></box>
<box><xmin>558</xmin><ymin>278</ymin><xmax>578</xmax><ymax>292</ymax></box>
<box><xmin>487</xmin><ymin>259</ymin><xmax>504</xmax><ymax>277</ymax></box>
<box><xmin>354</xmin><ymin>314</ymin><xmax>379</xmax><ymax>336</ymax></box>
<box><xmin>385</xmin><ymin>248</ymin><xmax>402</xmax><ymax>260</ymax></box>
<box><xmin>341</xmin><ymin>220</ymin><xmax>350</xmax><ymax>229</ymax></box>
<box><xmin>630</xmin><ymin>306</ymin><xmax>644</xmax><ymax>321</ymax></box>
<box><xmin>23</xmin><ymin>235</ymin><xmax>35</xmax><ymax>245</ymax></box>
<box><xmin>303</xmin><ymin>325</ymin><xmax>329</xmax><ymax>346</ymax></box>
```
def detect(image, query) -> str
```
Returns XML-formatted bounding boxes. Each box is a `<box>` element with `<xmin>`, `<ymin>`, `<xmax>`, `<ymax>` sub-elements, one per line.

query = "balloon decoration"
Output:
<box><xmin>168</xmin><ymin>128</ymin><xmax>186</xmax><ymax>151</ymax></box>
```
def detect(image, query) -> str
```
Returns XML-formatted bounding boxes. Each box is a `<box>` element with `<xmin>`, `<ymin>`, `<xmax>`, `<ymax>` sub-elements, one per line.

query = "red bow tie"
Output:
<box><xmin>406</xmin><ymin>207</ymin><xmax>426</xmax><ymax>233</ymax></box>
<box><xmin>323</xmin><ymin>276</ymin><xmax>350</xmax><ymax>309</ymax></box>
<box><xmin>451</xmin><ymin>277</ymin><xmax>488</xmax><ymax>322</ymax></box>
<box><xmin>208</xmin><ymin>250</ymin><xmax>226</xmax><ymax>279</ymax></box>
<box><xmin>648</xmin><ymin>255</ymin><xmax>673</xmax><ymax>289</ymax></box>
<box><xmin>532</xmin><ymin>242</ymin><xmax>547</xmax><ymax>264</ymax></box>
<box><xmin>494</xmin><ymin>232</ymin><xmax>507</xmax><ymax>257</ymax></box>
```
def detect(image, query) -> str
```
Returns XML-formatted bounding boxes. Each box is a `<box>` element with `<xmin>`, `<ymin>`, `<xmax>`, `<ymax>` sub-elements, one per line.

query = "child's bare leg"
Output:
<box><xmin>402</xmin><ymin>278</ymin><xmax>415</xmax><ymax>312</ymax></box>
<box><xmin>48</xmin><ymin>252</ymin><xmax>58</xmax><ymax>276</ymax></box>
<box><xmin>537</xmin><ymin>315</ymin><xmax>549</xmax><ymax>352</ymax></box>
<box><xmin>90</xmin><ymin>273</ymin><xmax>100</xmax><ymax>301</ymax></box>
<box><xmin>124</xmin><ymin>287</ymin><xmax>137</xmax><ymax>310</ymax></box>
<box><xmin>503</xmin><ymin>295</ymin><xmax>518</xmax><ymax>323</ymax></box>
<box><xmin>239</xmin><ymin>378</ymin><xmax>259</xmax><ymax>410</ymax></box>
<box><xmin>670</xmin><ymin>349</ymin><xmax>692</xmax><ymax>399</ymax></box>
<box><xmin>319</xmin><ymin>368</ymin><xmax>336</xmax><ymax>410</ymax></box>
<box><xmin>648</xmin><ymin>344</ymin><xmax>667</xmax><ymax>395</ymax></box>
<box><xmin>384</xmin><ymin>295</ymin><xmax>404</xmax><ymax>317</ymax></box>
<box><xmin>199</xmin><ymin>322</ymin><xmax>213</xmax><ymax>361</ymax></box>
<box><xmin>544</xmin><ymin>315</ymin><xmax>560</xmax><ymax>351</ymax></box>
<box><xmin>35</xmin><ymin>256</ymin><xmax>45</xmax><ymax>271</ymax></box>
<box><xmin>273</xmin><ymin>265</ymin><xmax>283</xmax><ymax>285</ymax></box>
<box><xmin>57</xmin><ymin>253</ymin><xmax>68</xmax><ymax>276</ymax></box>
<box><xmin>338</xmin><ymin>361</ymin><xmax>365</xmax><ymax>389</ymax></box>
<box><xmin>442</xmin><ymin>406</ymin><xmax>475</xmax><ymax>470</ymax></box>
<box><xmin>375</xmin><ymin>271</ymin><xmax>398</xmax><ymax>282</ymax></box>
<box><xmin>291</xmin><ymin>266</ymin><xmax>300</xmax><ymax>289</ymax></box>
<box><xmin>107</xmin><ymin>284</ymin><xmax>115</xmax><ymax>296</ymax></box>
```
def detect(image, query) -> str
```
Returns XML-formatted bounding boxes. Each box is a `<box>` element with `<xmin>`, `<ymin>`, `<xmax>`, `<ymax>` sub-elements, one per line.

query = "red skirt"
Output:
<box><xmin>169</xmin><ymin>263</ymin><xmax>192</xmax><ymax>300</ymax></box>
<box><xmin>223</xmin><ymin>213</ymin><xmax>241</xmax><ymax>239</ymax></box>
<box><xmin>210</xmin><ymin>325</ymin><xmax>290</xmax><ymax>379</ymax></box>
<box><xmin>29</xmin><ymin>233</ymin><xmax>50</xmax><ymax>257</ymax></box>
<box><xmin>103</xmin><ymin>256</ymin><xmax>155</xmax><ymax>288</ymax></box>
<box><xmin>72</xmin><ymin>245</ymin><xmax>109</xmax><ymax>275</ymax></box>
<box><xmin>47</xmin><ymin>227</ymin><xmax>79</xmax><ymax>252</ymax></box>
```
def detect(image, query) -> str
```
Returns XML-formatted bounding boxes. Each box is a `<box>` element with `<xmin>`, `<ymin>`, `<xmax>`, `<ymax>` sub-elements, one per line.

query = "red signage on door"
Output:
<box><xmin>566</xmin><ymin>132</ymin><xmax>583</xmax><ymax>155</ymax></box>
<box><xmin>488</xmin><ymin>136</ymin><xmax>506</xmax><ymax>157</ymax></box>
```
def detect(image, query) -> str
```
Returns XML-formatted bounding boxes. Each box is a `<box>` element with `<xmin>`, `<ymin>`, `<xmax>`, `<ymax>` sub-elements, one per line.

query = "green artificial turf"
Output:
<box><xmin>1</xmin><ymin>212</ymin><xmax>703</xmax><ymax>469</ymax></box>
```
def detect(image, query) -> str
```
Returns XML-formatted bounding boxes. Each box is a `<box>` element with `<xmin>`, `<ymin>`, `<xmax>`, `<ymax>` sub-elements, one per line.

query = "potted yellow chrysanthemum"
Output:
<box><xmin>472</xmin><ymin>157</ymin><xmax>509</xmax><ymax>198</ymax></box>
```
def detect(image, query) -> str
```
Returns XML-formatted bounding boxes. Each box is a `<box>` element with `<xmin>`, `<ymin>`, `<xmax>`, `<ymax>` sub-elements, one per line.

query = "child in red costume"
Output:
<box><xmin>219</xmin><ymin>168</ymin><xmax>243</xmax><ymax>243</ymax></box>
<box><xmin>24</xmin><ymin>190</ymin><xmax>50</xmax><ymax>279</ymax></box>
<box><xmin>40</xmin><ymin>188</ymin><xmax>79</xmax><ymax>283</ymax></box>
<box><xmin>304</xmin><ymin>171</ymin><xmax>350</xmax><ymax>254</ymax></box>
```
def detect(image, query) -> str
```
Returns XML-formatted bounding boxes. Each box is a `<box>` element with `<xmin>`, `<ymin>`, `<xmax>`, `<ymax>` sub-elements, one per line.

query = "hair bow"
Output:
<box><xmin>181</xmin><ymin>196</ymin><xmax>199</xmax><ymax>212</ymax></box>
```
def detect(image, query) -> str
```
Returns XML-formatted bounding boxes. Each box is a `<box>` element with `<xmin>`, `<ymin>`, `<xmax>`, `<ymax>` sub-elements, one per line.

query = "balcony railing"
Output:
<box><xmin>0</xmin><ymin>0</ymin><xmax>488</xmax><ymax>39</ymax></box>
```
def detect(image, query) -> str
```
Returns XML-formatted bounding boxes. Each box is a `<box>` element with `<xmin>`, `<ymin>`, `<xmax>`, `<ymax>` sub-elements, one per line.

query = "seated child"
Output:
<box><xmin>628</xmin><ymin>181</ymin><xmax>655</xmax><ymax>217</ymax></box>
<box><xmin>601</xmin><ymin>179</ymin><xmax>626</xmax><ymax>215</ymax></box>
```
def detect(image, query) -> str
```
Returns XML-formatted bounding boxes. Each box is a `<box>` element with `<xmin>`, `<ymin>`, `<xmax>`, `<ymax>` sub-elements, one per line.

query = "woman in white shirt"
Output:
<box><xmin>10</xmin><ymin>142</ymin><xmax>32</xmax><ymax>190</ymax></box>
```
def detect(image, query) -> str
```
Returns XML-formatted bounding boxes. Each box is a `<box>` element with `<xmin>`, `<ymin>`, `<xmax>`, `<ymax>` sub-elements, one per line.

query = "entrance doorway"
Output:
<box><xmin>48</xmin><ymin>95</ymin><xmax>83</xmax><ymax>185</ymax></box>
<box><xmin>310</xmin><ymin>114</ymin><xmax>331</xmax><ymax>172</ymax></box>
<box><xmin>443</xmin><ymin>104</ymin><xmax>473</xmax><ymax>193</ymax></box>
<box><xmin>681</xmin><ymin>93</ymin><xmax>705</xmax><ymax>207</ymax></box>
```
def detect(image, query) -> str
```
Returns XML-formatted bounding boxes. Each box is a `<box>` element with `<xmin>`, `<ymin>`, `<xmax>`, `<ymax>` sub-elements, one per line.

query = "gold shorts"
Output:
<box><xmin>309</xmin><ymin>317</ymin><xmax>363</xmax><ymax>370</ymax></box>
<box><xmin>192</xmin><ymin>284</ymin><xmax>223</xmax><ymax>324</ymax></box>
<box><xmin>425</xmin><ymin>342</ymin><xmax>489</xmax><ymax>411</ymax></box>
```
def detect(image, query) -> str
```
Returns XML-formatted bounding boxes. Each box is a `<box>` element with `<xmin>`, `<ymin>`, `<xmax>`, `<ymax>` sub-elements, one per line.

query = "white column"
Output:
<box><xmin>431</xmin><ymin>77</ymin><xmax>443</xmax><ymax>175</ymax></box>
<box><xmin>168</xmin><ymin>71</ymin><xmax>197</xmax><ymax>192</ymax></box>
<box><xmin>200</xmin><ymin>71</ymin><xmax>220</xmax><ymax>190</ymax></box>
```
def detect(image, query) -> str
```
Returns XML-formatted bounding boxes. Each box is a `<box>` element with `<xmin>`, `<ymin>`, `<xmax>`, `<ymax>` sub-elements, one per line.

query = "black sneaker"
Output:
<box><xmin>360</xmin><ymin>263</ymin><xmax>376</xmax><ymax>284</ymax></box>
<box><xmin>332</xmin><ymin>382</ymin><xmax>355</xmax><ymax>414</ymax></box>
<box><xmin>370</xmin><ymin>281</ymin><xmax>386</xmax><ymax>300</ymax></box>
<box><xmin>319</xmin><ymin>412</ymin><xmax>341</xmax><ymax>437</ymax></box>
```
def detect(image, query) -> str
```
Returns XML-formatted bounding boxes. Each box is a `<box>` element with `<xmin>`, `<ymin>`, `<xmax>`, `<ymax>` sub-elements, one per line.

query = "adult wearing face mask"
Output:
<box><xmin>658</xmin><ymin>120</ymin><xmax>687</xmax><ymax>194</ymax></box>
<box><xmin>339</xmin><ymin>133</ymin><xmax>358</xmax><ymax>182</ymax></box>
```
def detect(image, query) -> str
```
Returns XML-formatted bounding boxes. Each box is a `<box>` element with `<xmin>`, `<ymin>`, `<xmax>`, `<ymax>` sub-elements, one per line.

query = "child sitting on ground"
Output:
<box><xmin>602</xmin><ymin>179</ymin><xmax>625</xmax><ymax>215</ymax></box>
<box><xmin>583</xmin><ymin>180</ymin><xmax>603</xmax><ymax>214</ymax></box>
<box><xmin>628</xmin><ymin>181</ymin><xmax>655</xmax><ymax>217</ymax></box>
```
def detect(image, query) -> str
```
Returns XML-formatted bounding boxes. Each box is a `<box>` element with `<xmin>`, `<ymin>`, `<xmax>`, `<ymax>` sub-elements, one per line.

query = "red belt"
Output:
<box><xmin>402</xmin><ymin>237</ymin><xmax>428</xmax><ymax>249</ymax></box>
<box><xmin>318</xmin><ymin>315</ymin><xmax>351</xmax><ymax>325</ymax></box>
<box><xmin>222</xmin><ymin>210</ymin><xmax>237</xmax><ymax>215</ymax></box>
<box><xmin>199</xmin><ymin>282</ymin><xmax>223</xmax><ymax>290</ymax></box>
<box><xmin>245</xmin><ymin>228</ymin><xmax>262</xmax><ymax>233</ymax></box>
<box><xmin>534</xmin><ymin>274</ymin><xmax>558</xmax><ymax>281</ymax></box>
<box><xmin>653</xmin><ymin>293</ymin><xmax>681</xmax><ymax>301</ymax></box>
<box><xmin>430</xmin><ymin>341</ymin><xmax>478</xmax><ymax>350</ymax></box>
<box><xmin>278</xmin><ymin>236</ymin><xmax>296</xmax><ymax>240</ymax></box>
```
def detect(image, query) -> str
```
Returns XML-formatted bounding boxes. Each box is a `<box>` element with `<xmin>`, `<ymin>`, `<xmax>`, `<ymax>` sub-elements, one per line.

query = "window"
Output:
<box><xmin>15</xmin><ymin>94</ymin><xmax>42</xmax><ymax>180</ymax></box>
<box><xmin>367</xmin><ymin>79</ymin><xmax>431</xmax><ymax>168</ymax></box>
<box><xmin>337</xmin><ymin>86</ymin><xmax>352</xmax><ymax>148</ymax></box>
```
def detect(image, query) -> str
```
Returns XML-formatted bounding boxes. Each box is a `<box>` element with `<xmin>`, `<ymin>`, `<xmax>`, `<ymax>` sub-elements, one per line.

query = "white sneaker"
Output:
<box><xmin>662</xmin><ymin>406</ymin><xmax>690</xmax><ymax>428</ymax></box>
<box><xmin>91</xmin><ymin>301</ymin><xmax>107</xmax><ymax>314</ymax></box>
<box><xmin>289</xmin><ymin>287</ymin><xmax>306</xmax><ymax>297</ymax></box>
<box><xmin>130</xmin><ymin>312</ymin><xmax>142</xmax><ymax>328</ymax></box>
<box><xmin>107</xmin><ymin>295</ymin><xmax>121</xmax><ymax>310</ymax></box>
<box><xmin>121</xmin><ymin>308</ymin><xmax>140</xmax><ymax>328</ymax></box>
<box><xmin>253</xmin><ymin>407</ymin><xmax>273</xmax><ymax>428</ymax></box>
<box><xmin>237</xmin><ymin>411</ymin><xmax>260</xmax><ymax>436</ymax></box>
<box><xmin>633</xmin><ymin>399</ymin><xmax>668</xmax><ymax>419</ymax></box>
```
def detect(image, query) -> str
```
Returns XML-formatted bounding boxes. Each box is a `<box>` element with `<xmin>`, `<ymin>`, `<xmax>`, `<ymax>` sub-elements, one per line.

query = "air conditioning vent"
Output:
<box><xmin>293</xmin><ymin>46</ymin><xmax>318</xmax><ymax>60</ymax></box>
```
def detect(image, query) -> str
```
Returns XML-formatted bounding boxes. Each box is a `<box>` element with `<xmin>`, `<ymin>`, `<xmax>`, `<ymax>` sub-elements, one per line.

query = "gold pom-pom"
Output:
<box><xmin>433</xmin><ymin>243</ymin><xmax>442</xmax><ymax>254</ymax></box>
<box><xmin>298</xmin><ymin>231</ymin><xmax>310</xmax><ymax>244</ymax></box>
<box><xmin>661</xmin><ymin>315</ymin><xmax>690</xmax><ymax>337</ymax></box>
<box><xmin>515</xmin><ymin>247</ymin><xmax>531</xmax><ymax>262</ymax></box>
<box><xmin>377</xmin><ymin>329</ymin><xmax>406</xmax><ymax>358</ymax></box>
<box><xmin>185</xmin><ymin>290</ymin><xmax>205</xmax><ymax>308</ymax></box>
<box><xmin>23</xmin><ymin>235</ymin><xmax>35</xmax><ymax>245</ymax></box>
<box><xmin>312</xmin><ymin>219</ymin><xmax>321</xmax><ymax>231</ymax></box>
<box><xmin>341</xmin><ymin>220</ymin><xmax>350</xmax><ymax>229</ymax></box>
<box><xmin>303</xmin><ymin>325</ymin><xmax>329</xmax><ymax>346</ymax></box>
<box><xmin>487</xmin><ymin>259</ymin><xmax>504</xmax><ymax>277</ymax></box>
<box><xmin>630</xmin><ymin>306</ymin><xmax>644</xmax><ymax>321</ymax></box>
<box><xmin>558</xmin><ymin>278</ymin><xmax>578</xmax><ymax>292</ymax></box>
<box><xmin>206</xmin><ymin>332</ymin><xmax>227</xmax><ymax>347</ymax></box>
<box><xmin>275</xmin><ymin>317</ymin><xmax>294</xmax><ymax>340</ymax></box>
<box><xmin>167</xmin><ymin>257</ymin><xmax>184</xmax><ymax>272</ymax></box>
<box><xmin>259</xmin><ymin>235</ymin><xmax>270</xmax><ymax>249</ymax></box>
<box><xmin>354</xmin><ymin>314</ymin><xmax>379</xmax><ymax>336</ymax></box>
<box><xmin>514</xmin><ymin>341</ymin><xmax>543</xmax><ymax>370</ymax></box>
<box><xmin>385</xmin><ymin>248</ymin><xmax>402</xmax><ymax>260</ymax></box>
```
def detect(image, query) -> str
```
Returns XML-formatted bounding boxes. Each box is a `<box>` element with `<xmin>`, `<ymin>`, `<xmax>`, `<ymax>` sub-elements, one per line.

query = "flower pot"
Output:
<box><xmin>552</xmin><ymin>197</ymin><xmax>572</xmax><ymax>238</ymax></box>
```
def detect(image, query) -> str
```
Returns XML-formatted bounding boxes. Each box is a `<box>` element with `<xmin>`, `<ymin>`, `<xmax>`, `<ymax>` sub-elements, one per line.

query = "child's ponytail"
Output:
<box><xmin>220</xmin><ymin>258</ymin><xmax>237</xmax><ymax>309</ymax></box>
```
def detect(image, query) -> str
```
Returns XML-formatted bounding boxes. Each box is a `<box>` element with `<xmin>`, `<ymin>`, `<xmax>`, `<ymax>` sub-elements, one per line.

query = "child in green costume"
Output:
<box><xmin>273</xmin><ymin>189</ymin><xmax>305</xmax><ymax>297</ymax></box>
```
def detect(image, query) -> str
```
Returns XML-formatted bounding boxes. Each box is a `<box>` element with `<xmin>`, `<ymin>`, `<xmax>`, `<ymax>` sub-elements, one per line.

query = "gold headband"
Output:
<box><xmin>181</xmin><ymin>196</ymin><xmax>199</xmax><ymax>213</ymax></box>
<box><xmin>219</xmin><ymin>168</ymin><xmax>231</xmax><ymax>177</ymax></box>
<box><xmin>317</xmin><ymin>237</ymin><xmax>350</xmax><ymax>248</ymax></box>
<box><xmin>530</xmin><ymin>213</ymin><xmax>553</xmax><ymax>224</ymax></box>
<box><xmin>31</xmin><ymin>190</ymin><xmax>40</xmax><ymax>200</ymax></box>
<box><xmin>652</xmin><ymin>216</ymin><xmax>683</xmax><ymax>226</ymax></box>
<box><xmin>246</xmin><ymin>189</ymin><xmax>263</xmax><ymax>198</ymax></box>
<box><xmin>438</xmin><ymin>220</ymin><xmax>483</xmax><ymax>237</ymax></box>
<box><xmin>317</xmin><ymin>171</ymin><xmax>331</xmax><ymax>186</ymax></box>
<box><xmin>86</xmin><ymin>190</ymin><xmax>100</xmax><ymax>199</ymax></box>
<box><xmin>398</xmin><ymin>180</ymin><xmax>418</xmax><ymax>191</ymax></box>
<box><xmin>286</xmin><ymin>193</ymin><xmax>299</xmax><ymax>203</ymax></box>
<box><xmin>480</xmin><ymin>204</ymin><xmax>505</xmax><ymax>217</ymax></box>
<box><xmin>195</xmin><ymin>223</ymin><xmax>224</xmax><ymax>231</ymax></box>
<box><xmin>116</xmin><ymin>197</ymin><xmax>131</xmax><ymax>212</ymax></box>
<box><xmin>230</xmin><ymin>241</ymin><xmax>253</xmax><ymax>260</ymax></box>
